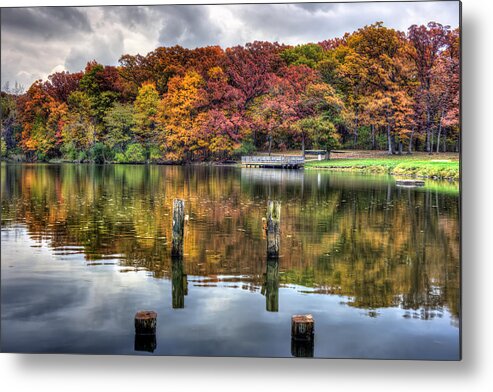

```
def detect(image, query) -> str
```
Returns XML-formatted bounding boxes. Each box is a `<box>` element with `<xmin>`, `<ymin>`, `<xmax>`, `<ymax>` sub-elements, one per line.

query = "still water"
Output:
<box><xmin>1</xmin><ymin>163</ymin><xmax>460</xmax><ymax>359</ymax></box>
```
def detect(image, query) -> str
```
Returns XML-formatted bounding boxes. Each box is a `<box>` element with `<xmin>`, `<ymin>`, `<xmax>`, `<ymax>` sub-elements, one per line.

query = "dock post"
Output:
<box><xmin>266</xmin><ymin>200</ymin><xmax>281</xmax><ymax>259</ymax></box>
<box><xmin>291</xmin><ymin>314</ymin><xmax>314</xmax><ymax>341</ymax></box>
<box><xmin>135</xmin><ymin>310</ymin><xmax>157</xmax><ymax>335</ymax></box>
<box><xmin>291</xmin><ymin>314</ymin><xmax>314</xmax><ymax>357</ymax></box>
<box><xmin>172</xmin><ymin>199</ymin><xmax>185</xmax><ymax>257</ymax></box>
<box><xmin>134</xmin><ymin>310</ymin><xmax>157</xmax><ymax>352</ymax></box>
<box><xmin>170</xmin><ymin>198</ymin><xmax>187</xmax><ymax>308</ymax></box>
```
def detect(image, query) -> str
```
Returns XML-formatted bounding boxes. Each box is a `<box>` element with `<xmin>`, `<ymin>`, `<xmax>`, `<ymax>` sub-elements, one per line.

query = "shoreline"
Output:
<box><xmin>305</xmin><ymin>158</ymin><xmax>459</xmax><ymax>181</ymax></box>
<box><xmin>1</xmin><ymin>153</ymin><xmax>460</xmax><ymax>182</ymax></box>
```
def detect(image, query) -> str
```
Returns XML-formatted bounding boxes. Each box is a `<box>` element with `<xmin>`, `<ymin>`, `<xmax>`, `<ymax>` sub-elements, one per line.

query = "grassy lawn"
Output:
<box><xmin>305</xmin><ymin>154</ymin><xmax>460</xmax><ymax>180</ymax></box>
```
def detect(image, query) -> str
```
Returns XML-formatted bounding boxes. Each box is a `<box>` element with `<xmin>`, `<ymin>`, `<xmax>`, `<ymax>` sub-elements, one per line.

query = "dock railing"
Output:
<box><xmin>241</xmin><ymin>155</ymin><xmax>305</xmax><ymax>166</ymax></box>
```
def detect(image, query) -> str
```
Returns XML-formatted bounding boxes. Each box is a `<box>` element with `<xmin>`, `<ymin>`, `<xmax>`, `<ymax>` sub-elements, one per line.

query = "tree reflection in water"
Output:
<box><xmin>1</xmin><ymin>163</ymin><xmax>459</xmax><ymax>322</ymax></box>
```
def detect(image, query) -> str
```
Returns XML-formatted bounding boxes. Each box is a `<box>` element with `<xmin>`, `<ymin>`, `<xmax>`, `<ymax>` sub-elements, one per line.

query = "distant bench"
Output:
<box><xmin>304</xmin><ymin>150</ymin><xmax>328</xmax><ymax>161</ymax></box>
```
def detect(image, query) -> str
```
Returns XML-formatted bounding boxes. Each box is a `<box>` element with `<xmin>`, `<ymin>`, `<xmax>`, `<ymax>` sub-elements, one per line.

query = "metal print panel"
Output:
<box><xmin>0</xmin><ymin>1</ymin><xmax>461</xmax><ymax>359</ymax></box>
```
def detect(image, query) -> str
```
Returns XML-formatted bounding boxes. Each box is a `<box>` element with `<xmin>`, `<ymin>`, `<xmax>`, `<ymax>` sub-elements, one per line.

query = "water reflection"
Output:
<box><xmin>135</xmin><ymin>334</ymin><xmax>157</xmax><ymax>353</ymax></box>
<box><xmin>262</xmin><ymin>259</ymin><xmax>279</xmax><ymax>312</ymax></box>
<box><xmin>1</xmin><ymin>163</ymin><xmax>460</xmax><ymax>354</ymax></box>
<box><xmin>291</xmin><ymin>338</ymin><xmax>314</xmax><ymax>358</ymax></box>
<box><xmin>171</xmin><ymin>256</ymin><xmax>187</xmax><ymax>309</ymax></box>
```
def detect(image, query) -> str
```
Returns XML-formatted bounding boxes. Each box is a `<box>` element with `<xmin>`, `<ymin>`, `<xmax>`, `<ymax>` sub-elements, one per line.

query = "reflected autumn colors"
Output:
<box><xmin>0</xmin><ymin>163</ymin><xmax>460</xmax><ymax>358</ymax></box>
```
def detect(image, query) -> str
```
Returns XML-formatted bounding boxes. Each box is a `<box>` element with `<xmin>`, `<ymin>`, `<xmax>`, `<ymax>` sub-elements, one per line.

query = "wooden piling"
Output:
<box><xmin>172</xmin><ymin>199</ymin><xmax>185</xmax><ymax>256</ymax></box>
<box><xmin>291</xmin><ymin>314</ymin><xmax>314</xmax><ymax>341</ymax></box>
<box><xmin>135</xmin><ymin>310</ymin><xmax>157</xmax><ymax>335</ymax></box>
<box><xmin>266</xmin><ymin>200</ymin><xmax>281</xmax><ymax>259</ymax></box>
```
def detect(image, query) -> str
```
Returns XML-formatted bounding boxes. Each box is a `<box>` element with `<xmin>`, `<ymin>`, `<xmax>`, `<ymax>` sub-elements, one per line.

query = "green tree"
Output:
<box><xmin>103</xmin><ymin>103</ymin><xmax>135</xmax><ymax>152</ymax></box>
<box><xmin>62</xmin><ymin>91</ymin><xmax>97</xmax><ymax>151</ymax></box>
<box><xmin>280</xmin><ymin>43</ymin><xmax>325</xmax><ymax>68</ymax></box>
<box><xmin>295</xmin><ymin>116</ymin><xmax>340</xmax><ymax>157</ymax></box>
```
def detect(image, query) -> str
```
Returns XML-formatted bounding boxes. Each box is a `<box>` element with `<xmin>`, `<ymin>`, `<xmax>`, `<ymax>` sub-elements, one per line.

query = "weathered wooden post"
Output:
<box><xmin>266</xmin><ymin>200</ymin><xmax>281</xmax><ymax>259</ymax></box>
<box><xmin>291</xmin><ymin>314</ymin><xmax>314</xmax><ymax>341</ymax></box>
<box><xmin>291</xmin><ymin>314</ymin><xmax>315</xmax><ymax>357</ymax></box>
<box><xmin>135</xmin><ymin>310</ymin><xmax>157</xmax><ymax>335</ymax></box>
<box><xmin>265</xmin><ymin>259</ymin><xmax>279</xmax><ymax>312</ymax></box>
<box><xmin>172</xmin><ymin>199</ymin><xmax>185</xmax><ymax>257</ymax></box>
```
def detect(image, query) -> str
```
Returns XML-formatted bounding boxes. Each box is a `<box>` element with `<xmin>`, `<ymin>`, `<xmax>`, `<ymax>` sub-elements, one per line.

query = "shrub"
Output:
<box><xmin>233</xmin><ymin>140</ymin><xmax>256</xmax><ymax>158</ymax></box>
<box><xmin>61</xmin><ymin>142</ymin><xmax>78</xmax><ymax>161</ymax></box>
<box><xmin>114</xmin><ymin>152</ymin><xmax>127</xmax><ymax>163</ymax></box>
<box><xmin>149</xmin><ymin>144</ymin><xmax>162</xmax><ymax>163</ymax></box>
<box><xmin>35</xmin><ymin>151</ymin><xmax>48</xmax><ymax>162</ymax></box>
<box><xmin>0</xmin><ymin>138</ymin><xmax>6</xmax><ymax>158</ymax></box>
<box><xmin>77</xmin><ymin>150</ymin><xmax>87</xmax><ymax>163</ymax></box>
<box><xmin>89</xmin><ymin>142</ymin><xmax>112</xmax><ymax>164</ymax></box>
<box><xmin>124</xmin><ymin>143</ymin><xmax>146</xmax><ymax>163</ymax></box>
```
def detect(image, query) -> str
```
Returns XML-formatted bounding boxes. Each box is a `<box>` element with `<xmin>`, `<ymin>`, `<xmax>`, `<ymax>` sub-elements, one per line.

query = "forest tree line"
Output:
<box><xmin>0</xmin><ymin>22</ymin><xmax>460</xmax><ymax>163</ymax></box>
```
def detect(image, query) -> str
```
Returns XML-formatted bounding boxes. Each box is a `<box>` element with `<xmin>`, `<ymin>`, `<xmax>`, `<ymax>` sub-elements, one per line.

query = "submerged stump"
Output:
<box><xmin>172</xmin><ymin>199</ymin><xmax>185</xmax><ymax>256</ymax></box>
<box><xmin>135</xmin><ymin>310</ymin><xmax>157</xmax><ymax>335</ymax></box>
<box><xmin>291</xmin><ymin>314</ymin><xmax>314</xmax><ymax>341</ymax></box>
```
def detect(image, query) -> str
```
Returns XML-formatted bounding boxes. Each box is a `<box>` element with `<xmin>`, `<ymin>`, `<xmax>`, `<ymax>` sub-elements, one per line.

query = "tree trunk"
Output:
<box><xmin>371</xmin><ymin>124</ymin><xmax>376</xmax><ymax>150</ymax></box>
<box><xmin>353</xmin><ymin>113</ymin><xmax>358</xmax><ymax>149</ymax></box>
<box><xmin>301</xmin><ymin>133</ymin><xmax>305</xmax><ymax>158</ymax></box>
<box><xmin>436</xmin><ymin>109</ymin><xmax>444</xmax><ymax>153</ymax></box>
<box><xmin>387</xmin><ymin>125</ymin><xmax>393</xmax><ymax>155</ymax></box>
<box><xmin>398</xmin><ymin>140</ymin><xmax>403</xmax><ymax>155</ymax></box>
<box><xmin>443</xmin><ymin>128</ymin><xmax>447</xmax><ymax>152</ymax></box>
<box><xmin>268</xmin><ymin>134</ymin><xmax>272</xmax><ymax>156</ymax></box>
<box><xmin>408</xmin><ymin>127</ymin><xmax>415</xmax><ymax>154</ymax></box>
<box><xmin>426</xmin><ymin>109</ymin><xmax>431</xmax><ymax>154</ymax></box>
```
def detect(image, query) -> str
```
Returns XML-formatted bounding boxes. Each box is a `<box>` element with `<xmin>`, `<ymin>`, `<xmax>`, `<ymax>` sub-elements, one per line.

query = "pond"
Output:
<box><xmin>0</xmin><ymin>163</ymin><xmax>460</xmax><ymax>359</ymax></box>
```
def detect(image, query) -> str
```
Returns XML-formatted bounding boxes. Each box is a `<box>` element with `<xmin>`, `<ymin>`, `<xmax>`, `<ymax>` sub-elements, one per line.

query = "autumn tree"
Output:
<box><xmin>133</xmin><ymin>82</ymin><xmax>160</xmax><ymax>147</ymax></box>
<box><xmin>408</xmin><ymin>22</ymin><xmax>451</xmax><ymax>153</ymax></box>
<box><xmin>157</xmin><ymin>71</ymin><xmax>207</xmax><ymax>161</ymax></box>
<box><xmin>1</xmin><ymin>92</ymin><xmax>21</xmax><ymax>155</ymax></box>
<box><xmin>62</xmin><ymin>90</ymin><xmax>97</xmax><ymax>153</ymax></box>
<box><xmin>225</xmin><ymin>41</ymin><xmax>284</xmax><ymax>106</ymax></box>
<box><xmin>43</xmin><ymin>71</ymin><xmax>83</xmax><ymax>102</ymax></box>
<box><xmin>18</xmin><ymin>81</ymin><xmax>57</xmax><ymax>157</ymax></box>
<box><xmin>197</xmin><ymin>66</ymin><xmax>246</xmax><ymax>159</ymax></box>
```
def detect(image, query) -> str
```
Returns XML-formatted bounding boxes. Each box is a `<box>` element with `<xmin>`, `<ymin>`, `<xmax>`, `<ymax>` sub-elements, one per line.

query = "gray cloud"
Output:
<box><xmin>1</xmin><ymin>7</ymin><xmax>92</xmax><ymax>39</ymax></box>
<box><xmin>1</xmin><ymin>1</ymin><xmax>460</xmax><ymax>91</ymax></box>
<box><xmin>155</xmin><ymin>5</ymin><xmax>223</xmax><ymax>48</ymax></box>
<box><xmin>65</xmin><ymin>28</ymin><xmax>125</xmax><ymax>72</ymax></box>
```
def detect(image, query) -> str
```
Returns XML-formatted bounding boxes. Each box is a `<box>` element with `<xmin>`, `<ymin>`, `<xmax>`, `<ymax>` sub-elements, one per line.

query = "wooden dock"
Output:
<box><xmin>395</xmin><ymin>179</ymin><xmax>426</xmax><ymax>187</ymax></box>
<box><xmin>241</xmin><ymin>155</ymin><xmax>304</xmax><ymax>169</ymax></box>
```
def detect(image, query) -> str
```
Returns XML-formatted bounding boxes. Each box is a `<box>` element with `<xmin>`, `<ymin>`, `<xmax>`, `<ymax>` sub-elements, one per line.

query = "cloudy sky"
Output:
<box><xmin>1</xmin><ymin>1</ymin><xmax>460</xmax><ymax>90</ymax></box>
